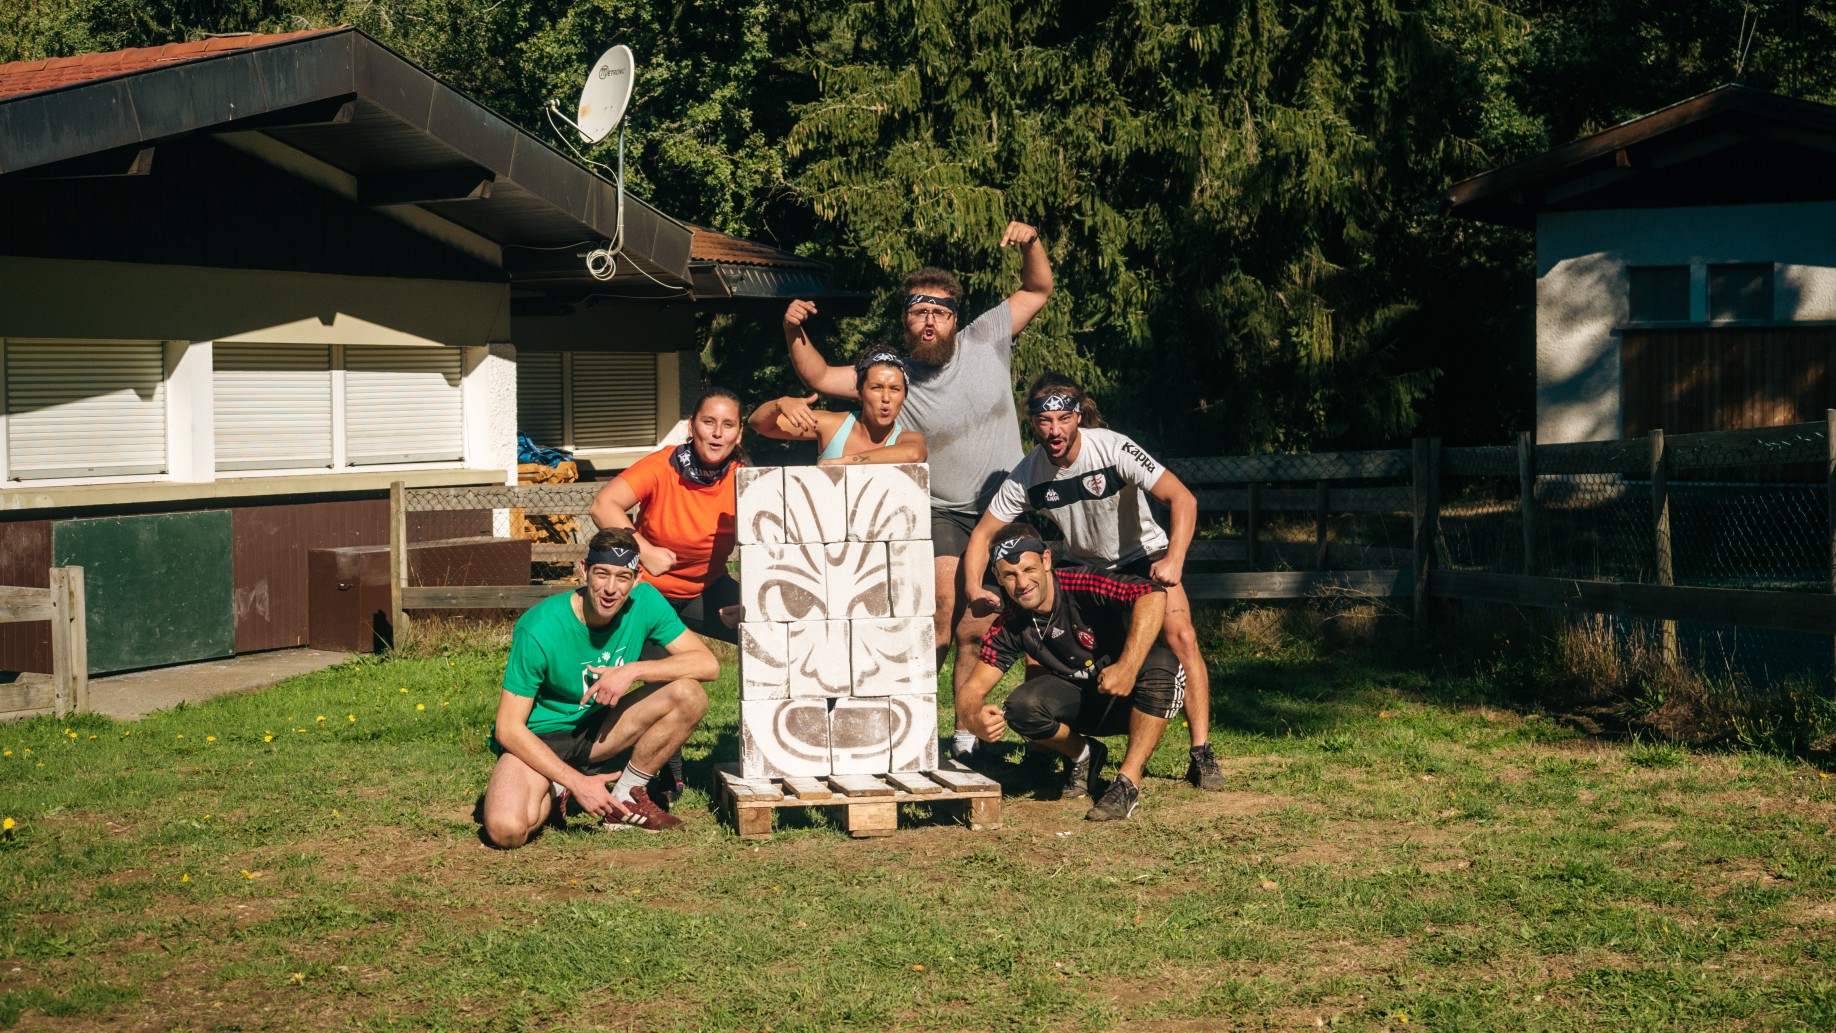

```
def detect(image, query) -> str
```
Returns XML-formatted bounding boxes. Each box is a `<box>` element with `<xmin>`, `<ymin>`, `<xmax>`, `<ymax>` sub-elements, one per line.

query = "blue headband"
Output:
<box><xmin>904</xmin><ymin>293</ymin><xmax>959</xmax><ymax>314</ymax></box>
<box><xmin>991</xmin><ymin>536</ymin><xmax>1046</xmax><ymax>564</ymax></box>
<box><xmin>584</xmin><ymin>547</ymin><xmax>642</xmax><ymax>571</ymax></box>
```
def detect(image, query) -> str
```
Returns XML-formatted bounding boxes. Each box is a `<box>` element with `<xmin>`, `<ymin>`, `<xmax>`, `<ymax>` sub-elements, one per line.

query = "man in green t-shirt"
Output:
<box><xmin>482</xmin><ymin>528</ymin><xmax>719</xmax><ymax>846</ymax></box>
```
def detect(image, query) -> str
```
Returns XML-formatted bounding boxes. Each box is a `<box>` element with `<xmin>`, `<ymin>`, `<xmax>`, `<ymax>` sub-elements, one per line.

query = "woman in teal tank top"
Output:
<box><xmin>750</xmin><ymin>350</ymin><xmax>929</xmax><ymax>466</ymax></box>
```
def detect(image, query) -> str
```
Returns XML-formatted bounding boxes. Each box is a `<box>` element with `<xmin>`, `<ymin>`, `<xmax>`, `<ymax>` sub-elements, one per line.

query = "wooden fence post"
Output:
<box><xmin>1651</xmin><ymin>429</ymin><xmax>1678</xmax><ymax>665</ymax></box>
<box><xmin>390</xmin><ymin>480</ymin><xmax>410</xmax><ymax>651</ymax></box>
<box><xmin>1412</xmin><ymin>438</ymin><xmax>1440</xmax><ymax>644</ymax></box>
<box><xmin>65</xmin><ymin>566</ymin><xmax>86</xmax><ymax>715</ymax></box>
<box><xmin>48</xmin><ymin>567</ymin><xmax>69</xmax><ymax>718</ymax></box>
<box><xmin>1518</xmin><ymin>430</ymin><xmax>1537</xmax><ymax>577</ymax></box>
<box><xmin>1245</xmin><ymin>483</ymin><xmax>1261</xmax><ymax>571</ymax></box>
<box><xmin>1314</xmin><ymin>482</ymin><xmax>1331</xmax><ymax>570</ymax></box>
<box><xmin>1826</xmin><ymin>410</ymin><xmax>1835</xmax><ymax>683</ymax></box>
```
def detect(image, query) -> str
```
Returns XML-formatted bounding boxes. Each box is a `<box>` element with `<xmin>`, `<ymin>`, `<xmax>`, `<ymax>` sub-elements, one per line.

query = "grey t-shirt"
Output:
<box><xmin>896</xmin><ymin>301</ymin><xmax>1023</xmax><ymax>512</ymax></box>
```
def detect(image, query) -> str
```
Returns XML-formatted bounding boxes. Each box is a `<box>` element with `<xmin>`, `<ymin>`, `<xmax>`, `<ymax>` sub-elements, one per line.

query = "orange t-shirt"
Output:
<box><xmin>618</xmin><ymin>445</ymin><xmax>740</xmax><ymax>600</ymax></box>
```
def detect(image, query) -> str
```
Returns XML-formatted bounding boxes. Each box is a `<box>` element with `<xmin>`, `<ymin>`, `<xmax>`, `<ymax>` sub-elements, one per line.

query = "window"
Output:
<box><xmin>1709</xmin><ymin>263</ymin><xmax>1773</xmax><ymax>322</ymax></box>
<box><xmin>1628</xmin><ymin>266</ymin><xmax>1690</xmax><ymax>322</ymax></box>
<box><xmin>213</xmin><ymin>343</ymin><xmax>333</xmax><ymax>471</ymax></box>
<box><xmin>4</xmin><ymin>340</ymin><xmax>167</xmax><ymax>479</ymax></box>
<box><xmin>344</xmin><ymin>346</ymin><xmax>465</xmax><ymax>464</ymax></box>
<box><xmin>515</xmin><ymin>350</ymin><xmax>662</xmax><ymax>453</ymax></box>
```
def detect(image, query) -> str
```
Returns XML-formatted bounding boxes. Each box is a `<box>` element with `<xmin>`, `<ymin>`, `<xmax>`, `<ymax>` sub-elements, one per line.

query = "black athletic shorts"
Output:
<box><xmin>489</xmin><ymin>719</ymin><xmax>607</xmax><ymax>771</ymax></box>
<box><xmin>640</xmin><ymin>574</ymin><xmax>741</xmax><ymax>658</ymax></box>
<box><xmin>931</xmin><ymin>507</ymin><xmax>981</xmax><ymax>558</ymax></box>
<box><xmin>1001</xmin><ymin>645</ymin><xmax>1186</xmax><ymax>740</ymax></box>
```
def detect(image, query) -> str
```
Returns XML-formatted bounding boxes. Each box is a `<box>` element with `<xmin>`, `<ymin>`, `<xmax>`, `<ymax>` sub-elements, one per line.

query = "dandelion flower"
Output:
<box><xmin>416</xmin><ymin>703</ymin><xmax>425</xmax><ymax>711</ymax></box>
<box><xmin>263</xmin><ymin>734</ymin><xmax>274</xmax><ymax>743</ymax></box>
<box><xmin>3</xmin><ymin>751</ymin><xmax>10</xmax><ymax>758</ymax></box>
<box><xmin>180</xmin><ymin>873</ymin><xmax>190</xmax><ymax>883</ymax></box>
<box><xmin>399</xmin><ymin>687</ymin><xmax>408</xmax><ymax>694</ymax></box>
<box><xmin>441</xmin><ymin>701</ymin><xmax>448</xmax><ymax>707</ymax></box>
<box><xmin>23</xmin><ymin>748</ymin><xmax>31</xmax><ymax>755</ymax></box>
<box><xmin>315</xmin><ymin>716</ymin><xmax>325</xmax><ymax>723</ymax></box>
<box><xmin>912</xmin><ymin>964</ymin><xmax>924</xmax><ymax>971</ymax></box>
<box><xmin>295</xmin><ymin>728</ymin><xmax>306</xmax><ymax>733</ymax></box>
<box><xmin>176</xmin><ymin>734</ymin><xmax>185</xmax><ymax>740</ymax></box>
<box><xmin>347</xmin><ymin>714</ymin><xmax>356</xmax><ymax>722</ymax></box>
<box><xmin>2</xmin><ymin>817</ymin><xmax>14</xmax><ymax>832</ymax></box>
<box><xmin>206</xmin><ymin>736</ymin><xmax>216</xmax><ymax>743</ymax></box>
<box><xmin>88</xmin><ymin>735</ymin><xmax>96</xmax><ymax>740</ymax></box>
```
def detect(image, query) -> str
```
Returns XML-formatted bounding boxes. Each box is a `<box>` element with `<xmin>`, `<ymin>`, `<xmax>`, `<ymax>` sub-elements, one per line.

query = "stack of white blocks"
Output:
<box><xmin>737</xmin><ymin>463</ymin><xmax>939</xmax><ymax>779</ymax></box>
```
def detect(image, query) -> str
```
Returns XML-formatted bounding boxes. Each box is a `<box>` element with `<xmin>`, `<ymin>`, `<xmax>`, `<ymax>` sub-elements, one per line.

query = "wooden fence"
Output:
<box><xmin>387</xmin><ymin>416</ymin><xmax>1836</xmax><ymax>654</ymax></box>
<box><xmin>1</xmin><ymin>566</ymin><xmax>89</xmax><ymax>720</ymax></box>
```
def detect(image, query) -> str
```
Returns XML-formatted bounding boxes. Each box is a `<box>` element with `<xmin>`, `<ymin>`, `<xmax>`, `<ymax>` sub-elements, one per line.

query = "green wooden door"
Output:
<box><xmin>52</xmin><ymin>511</ymin><xmax>235</xmax><ymax>674</ymax></box>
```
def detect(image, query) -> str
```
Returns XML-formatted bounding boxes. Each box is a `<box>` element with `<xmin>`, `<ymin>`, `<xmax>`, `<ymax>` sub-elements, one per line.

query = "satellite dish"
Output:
<box><xmin>575</xmin><ymin>44</ymin><xmax>634</xmax><ymax>144</ymax></box>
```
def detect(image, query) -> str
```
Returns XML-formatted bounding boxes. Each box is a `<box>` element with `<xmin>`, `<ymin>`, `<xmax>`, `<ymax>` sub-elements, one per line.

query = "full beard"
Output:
<box><xmin>905</xmin><ymin>327</ymin><xmax>958</xmax><ymax>367</ymax></box>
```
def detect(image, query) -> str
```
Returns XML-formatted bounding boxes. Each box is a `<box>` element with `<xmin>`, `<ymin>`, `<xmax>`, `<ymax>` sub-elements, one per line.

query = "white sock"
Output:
<box><xmin>953</xmin><ymin>732</ymin><xmax>977</xmax><ymax>755</ymax></box>
<box><xmin>612</xmin><ymin>765</ymin><xmax>654</xmax><ymax>804</ymax></box>
<box><xmin>1073</xmin><ymin>742</ymin><xmax>1091</xmax><ymax>764</ymax></box>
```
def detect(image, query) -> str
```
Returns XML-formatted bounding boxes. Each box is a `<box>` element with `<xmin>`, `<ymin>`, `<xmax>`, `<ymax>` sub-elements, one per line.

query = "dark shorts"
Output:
<box><xmin>1001</xmin><ymin>645</ymin><xmax>1186</xmax><ymax>740</ymax></box>
<box><xmin>641</xmin><ymin>575</ymin><xmax>741</xmax><ymax>658</ymax></box>
<box><xmin>931</xmin><ymin>507</ymin><xmax>981</xmax><ymax>558</ymax></box>
<box><xmin>489</xmin><ymin>719</ymin><xmax>611</xmax><ymax>772</ymax></box>
<box><xmin>1109</xmin><ymin>555</ymin><xmax>1157</xmax><ymax>579</ymax></box>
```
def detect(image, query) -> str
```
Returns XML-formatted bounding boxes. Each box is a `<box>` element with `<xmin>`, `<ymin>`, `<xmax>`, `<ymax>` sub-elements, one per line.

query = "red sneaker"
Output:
<box><xmin>602</xmin><ymin>786</ymin><xmax>684</xmax><ymax>833</ymax></box>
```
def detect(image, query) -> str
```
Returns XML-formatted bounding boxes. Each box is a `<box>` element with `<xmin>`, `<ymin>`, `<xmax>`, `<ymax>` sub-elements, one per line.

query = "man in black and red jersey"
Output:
<box><xmin>956</xmin><ymin>521</ymin><xmax>1185</xmax><ymax>821</ymax></box>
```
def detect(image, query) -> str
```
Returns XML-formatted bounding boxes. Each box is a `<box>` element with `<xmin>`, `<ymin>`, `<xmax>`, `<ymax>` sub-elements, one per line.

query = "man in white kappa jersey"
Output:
<box><xmin>959</xmin><ymin>372</ymin><xmax>1225</xmax><ymax>791</ymax></box>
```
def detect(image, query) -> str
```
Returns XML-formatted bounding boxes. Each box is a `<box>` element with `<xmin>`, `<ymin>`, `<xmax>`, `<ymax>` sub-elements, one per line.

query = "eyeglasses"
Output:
<box><xmin>905</xmin><ymin>307</ymin><xmax>956</xmax><ymax>323</ymax></box>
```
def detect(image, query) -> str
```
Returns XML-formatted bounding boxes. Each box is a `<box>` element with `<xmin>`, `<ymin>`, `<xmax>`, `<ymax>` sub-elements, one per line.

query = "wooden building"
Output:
<box><xmin>1443</xmin><ymin>86</ymin><xmax>1836</xmax><ymax>445</ymax></box>
<box><xmin>0</xmin><ymin>28</ymin><xmax>851</xmax><ymax>676</ymax></box>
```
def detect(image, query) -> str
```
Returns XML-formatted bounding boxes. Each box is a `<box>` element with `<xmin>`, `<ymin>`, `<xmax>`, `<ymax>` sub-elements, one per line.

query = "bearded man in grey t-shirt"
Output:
<box><xmin>781</xmin><ymin>221</ymin><xmax>1053</xmax><ymax>751</ymax></box>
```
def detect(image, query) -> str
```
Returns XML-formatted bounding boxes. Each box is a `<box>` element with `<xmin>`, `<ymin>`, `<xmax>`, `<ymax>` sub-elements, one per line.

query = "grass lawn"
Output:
<box><xmin>2</xmin><ymin>632</ymin><xmax>1834</xmax><ymax>1031</ymax></box>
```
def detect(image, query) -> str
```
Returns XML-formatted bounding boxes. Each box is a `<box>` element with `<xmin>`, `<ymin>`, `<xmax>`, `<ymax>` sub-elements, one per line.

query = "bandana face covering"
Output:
<box><xmin>1028</xmin><ymin>393</ymin><xmax>1080</xmax><ymax>415</ymax></box>
<box><xmin>671</xmin><ymin>442</ymin><xmax>735</xmax><ymax>487</ymax></box>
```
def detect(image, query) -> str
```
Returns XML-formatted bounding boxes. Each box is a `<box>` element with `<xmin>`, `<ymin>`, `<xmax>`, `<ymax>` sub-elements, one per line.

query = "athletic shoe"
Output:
<box><xmin>602</xmin><ymin>786</ymin><xmax>684</xmax><ymax>833</ymax></box>
<box><xmin>1187</xmin><ymin>743</ymin><xmax>1227</xmax><ymax>792</ymax></box>
<box><xmin>1061</xmin><ymin>737</ymin><xmax>1107</xmax><ymax>802</ymax></box>
<box><xmin>1086</xmin><ymin>771</ymin><xmax>1141</xmax><ymax>821</ymax></box>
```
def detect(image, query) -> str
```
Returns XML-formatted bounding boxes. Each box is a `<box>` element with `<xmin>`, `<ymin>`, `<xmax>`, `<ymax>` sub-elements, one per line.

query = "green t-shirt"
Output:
<box><xmin>496</xmin><ymin>584</ymin><xmax>689</xmax><ymax>737</ymax></box>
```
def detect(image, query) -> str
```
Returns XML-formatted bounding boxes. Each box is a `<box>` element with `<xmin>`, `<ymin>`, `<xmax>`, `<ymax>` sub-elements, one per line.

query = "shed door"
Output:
<box><xmin>344</xmin><ymin>346</ymin><xmax>464</xmax><ymax>464</ymax></box>
<box><xmin>5</xmin><ymin>340</ymin><xmax>167</xmax><ymax>478</ymax></box>
<box><xmin>571</xmin><ymin>351</ymin><xmax>657</xmax><ymax>450</ymax></box>
<box><xmin>213</xmin><ymin>343</ymin><xmax>334</xmax><ymax>471</ymax></box>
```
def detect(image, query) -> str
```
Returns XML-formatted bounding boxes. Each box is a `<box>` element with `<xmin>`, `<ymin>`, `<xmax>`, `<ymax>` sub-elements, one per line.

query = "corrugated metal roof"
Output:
<box><xmin>0</xmin><ymin>28</ymin><xmax>345</xmax><ymax>100</ymax></box>
<box><xmin>688</xmin><ymin>225</ymin><xmax>825</xmax><ymax>269</ymax></box>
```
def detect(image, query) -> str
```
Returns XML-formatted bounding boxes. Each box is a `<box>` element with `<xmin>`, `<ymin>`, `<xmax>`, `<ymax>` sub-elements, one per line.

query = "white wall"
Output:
<box><xmin>1535</xmin><ymin>201</ymin><xmax>1836</xmax><ymax>443</ymax></box>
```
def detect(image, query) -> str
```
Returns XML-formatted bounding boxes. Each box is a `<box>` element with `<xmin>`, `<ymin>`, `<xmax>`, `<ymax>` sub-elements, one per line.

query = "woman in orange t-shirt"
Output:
<box><xmin>588</xmin><ymin>386</ymin><xmax>745</xmax><ymax>644</ymax></box>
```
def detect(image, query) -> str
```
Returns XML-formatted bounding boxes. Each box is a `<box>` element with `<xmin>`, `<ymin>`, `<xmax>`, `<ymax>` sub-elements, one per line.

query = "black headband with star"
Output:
<box><xmin>991</xmin><ymin>536</ymin><xmax>1046</xmax><ymax>564</ymax></box>
<box><xmin>903</xmin><ymin>293</ymin><xmax>959</xmax><ymax>314</ymax></box>
<box><xmin>583</xmin><ymin>547</ymin><xmax>642</xmax><ymax>571</ymax></box>
<box><xmin>1028</xmin><ymin>393</ymin><xmax>1080</xmax><ymax>415</ymax></box>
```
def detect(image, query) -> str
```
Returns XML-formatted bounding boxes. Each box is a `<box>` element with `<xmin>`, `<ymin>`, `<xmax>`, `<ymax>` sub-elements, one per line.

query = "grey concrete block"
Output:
<box><xmin>831</xmin><ymin>697</ymin><xmax>892</xmax><ymax>775</ymax></box>
<box><xmin>846</xmin><ymin>463</ymin><xmax>930</xmax><ymax>541</ymax></box>
<box><xmin>735</xmin><ymin>466</ymin><xmax>785</xmax><ymax>546</ymax></box>
<box><xmin>887</xmin><ymin>538</ymin><xmax>935</xmax><ymax>618</ymax></box>
<box><xmin>739</xmin><ymin>621</ymin><xmax>789</xmax><ymax>700</ymax></box>
<box><xmin>825</xmin><ymin>542</ymin><xmax>890</xmax><ymax>620</ymax></box>
<box><xmin>787</xmin><ymin>619</ymin><xmax>851</xmax><ymax>698</ymax></box>
<box><xmin>740</xmin><ymin>698</ymin><xmax>831</xmax><ymax>778</ymax></box>
<box><xmin>888</xmin><ymin>694</ymin><xmax>940</xmax><ymax>772</ymax></box>
<box><xmin>783</xmin><ymin>466</ymin><xmax>846</xmax><ymax>543</ymax></box>
<box><xmin>850</xmin><ymin>617</ymin><xmax>937</xmax><ymax>696</ymax></box>
<box><xmin>739</xmin><ymin>541</ymin><xmax>828</xmax><ymax>622</ymax></box>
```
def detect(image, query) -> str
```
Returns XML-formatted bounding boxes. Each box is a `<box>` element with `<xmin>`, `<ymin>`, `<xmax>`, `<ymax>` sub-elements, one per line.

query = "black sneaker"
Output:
<box><xmin>1086</xmin><ymin>771</ymin><xmax>1141</xmax><ymax>821</ymax></box>
<box><xmin>1062</xmin><ymin>737</ymin><xmax>1107</xmax><ymax>802</ymax></box>
<box><xmin>646</xmin><ymin>771</ymin><xmax>685</xmax><ymax>810</ymax></box>
<box><xmin>1186</xmin><ymin>743</ymin><xmax>1226</xmax><ymax>792</ymax></box>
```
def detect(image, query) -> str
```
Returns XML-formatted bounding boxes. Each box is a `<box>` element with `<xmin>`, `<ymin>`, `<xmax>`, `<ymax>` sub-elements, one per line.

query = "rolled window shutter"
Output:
<box><xmin>517</xmin><ymin>351</ymin><xmax>565</xmax><ymax>449</ymax></box>
<box><xmin>570</xmin><ymin>351</ymin><xmax>656</xmax><ymax>450</ymax></box>
<box><xmin>345</xmin><ymin>346</ymin><xmax>464</xmax><ymax>464</ymax></box>
<box><xmin>213</xmin><ymin>343</ymin><xmax>333</xmax><ymax>471</ymax></box>
<box><xmin>6</xmin><ymin>340</ymin><xmax>166</xmax><ymax>478</ymax></box>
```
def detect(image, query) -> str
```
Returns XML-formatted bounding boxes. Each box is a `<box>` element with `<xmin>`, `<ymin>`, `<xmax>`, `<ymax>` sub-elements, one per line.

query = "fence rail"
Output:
<box><xmin>1</xmin><ymin>566</ymin><xmax>88</xmax><ymax>721</ymax></box>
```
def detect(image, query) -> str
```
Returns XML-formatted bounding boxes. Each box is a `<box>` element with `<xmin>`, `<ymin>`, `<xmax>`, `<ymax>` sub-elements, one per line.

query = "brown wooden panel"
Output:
<box><xmin>0</xmin><ymin>521</ymin><xmax>53</xmax><ymax>673</ymax></box>
<box><xmin>1622</xmin><ymin>326</ymin><xmax>1836</xmax><ymax>480</ymax></box>
<box><xmin>232</xmin><ymin>500</ymin><xmax>388</xmax><ymax>653</ymax></box>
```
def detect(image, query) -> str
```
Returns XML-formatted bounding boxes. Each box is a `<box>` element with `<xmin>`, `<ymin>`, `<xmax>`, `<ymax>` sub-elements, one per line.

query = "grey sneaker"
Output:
<box><xmin>1186</xmin><ymin>743</ymin><xmax>1226</xmax><ymax>792</ymax></box>
<box><xmin>1061</xmin><ymin>737</ymin><xmax>1107</xmax><ymax>802</ymax></box>
<box><xmin>1086</xmin><ymin>771</ymin><xmax>1141</xmax><ymax>821</ymax></box>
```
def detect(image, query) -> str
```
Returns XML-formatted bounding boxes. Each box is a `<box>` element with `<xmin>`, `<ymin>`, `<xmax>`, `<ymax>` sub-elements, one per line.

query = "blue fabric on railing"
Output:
<box><xmin>518</xmin><ymin>433</ymin><xmax>572</xmax><ymax>467</ymax></box>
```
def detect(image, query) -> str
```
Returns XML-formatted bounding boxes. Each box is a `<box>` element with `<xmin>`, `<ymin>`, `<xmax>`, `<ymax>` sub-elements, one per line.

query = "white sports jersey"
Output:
<box><xmin>986</xmin><ymin>427</ymin><xmax>1168</xmax><ymax>567</ymax></box>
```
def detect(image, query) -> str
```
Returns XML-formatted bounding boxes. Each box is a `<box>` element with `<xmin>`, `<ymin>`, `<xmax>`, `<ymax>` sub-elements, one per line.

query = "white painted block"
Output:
<box><xmin>825</xmin><ymin>542</ymin><xmax>890</xmax><ymax>619</ymax></box>
<box><xmin>787</xmin><ymin>620</ymin><xmax>851</xmax><ymax>698</ymax></box>
<box><xmin>739</xmin><ymin>541</ymin><xmax>828</xmax><ymax>622</ymax></box>
<box><xmin>739</xmin><ymin>621</ymin><xmax>789</xmax><ymax>700</ymax></box>
<box><xmin>783</xmin><ymin>466</ymin><xmax>847</xmax><ymax>543</ymax></box>
<box><xmin>888</xmin><ymin>695</ymin><xmax>940</xmax><ymax>772</ymax></box>
<box><xmin>735</xmin><ymin>466</ymin><xmax>785</xmax><ymax>546</ymax></box>
<box><xmin>887</xmin><ymin>538</ymin><xmax>935</xmax><ymax>618</ymax></box>
<box><xmin>850</xmin><ymin>617</ymin><xmax>937</xmax><ymax>696</ymax></box>
<box><xmin>740</xmin><ymin>698</ymin><xmax>831</xmax><ymax>778</ymax></box>
<box><xmin>831</xmin><ymin>697</ymin><xmax>892</xmax><ymax>775</ymax></box>
<box><xmin>846</xmin><ymin>463</ymin><xmax>931</xmax><ymax>541</ymax></box>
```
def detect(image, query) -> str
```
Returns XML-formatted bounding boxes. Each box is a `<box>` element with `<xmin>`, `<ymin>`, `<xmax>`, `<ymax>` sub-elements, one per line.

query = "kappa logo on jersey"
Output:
<box><xmin>1120</xmin><ymin>441</ymin><xmax>1157</xmax><ymax>474</ymax></box>
<box><xmin>1082</xmin><ymin>472</ymin><xmax>1106</xmax><ymax>497</ymax></box>
<box><xmin>1077</xmin><ymin>629</ymin><xmax>1096</xmax><ymax>650</ymax></box>
<box><xmin>1044</xmin><ymin>488</ymin><xmax>1061</xmax><ymax>503</ymax></box>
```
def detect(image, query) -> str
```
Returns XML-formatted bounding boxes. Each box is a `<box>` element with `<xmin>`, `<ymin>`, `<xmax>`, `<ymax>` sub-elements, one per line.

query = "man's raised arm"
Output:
<box><xmin>1097</xmin><ymin>590</ymin><xmax>1167</xmax><ymax>698</ymax></box>
<box><xmin>783</xmin><ymin>299</ymin><xmax>858</xmax><ymax>400</ymax></box>
<box><xmin>1001</xmin><ymin>221</ymin><xmax>1054</xmax><ymax>334</ymax></box>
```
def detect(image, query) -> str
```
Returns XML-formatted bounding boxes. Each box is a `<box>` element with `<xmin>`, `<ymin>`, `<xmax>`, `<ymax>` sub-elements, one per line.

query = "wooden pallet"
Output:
<box><xmin>714</xmin><ymin>761</ymin><xmax>1002</xmax><ymax>839</ymax></box>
